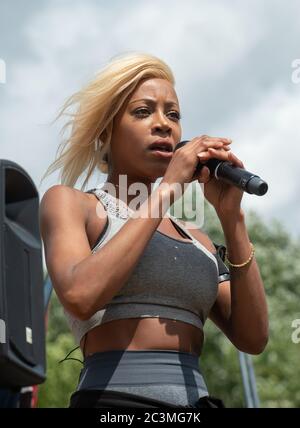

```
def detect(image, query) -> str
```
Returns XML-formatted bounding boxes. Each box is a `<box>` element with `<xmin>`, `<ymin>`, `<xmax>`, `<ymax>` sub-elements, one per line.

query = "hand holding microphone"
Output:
<box><xmin>161</xmin><ymin>135</ymin><xmax>232</xmax><ymax>188</ymax></box>
<box><xmin>175</xmin><ymin>139</ymin><xmax>268</xmax><ymax>196</ymax></box>
<box><xmin>161</xmin><ymin>135</ymin><xmax>268</xmax><ymax>218</ymax></box>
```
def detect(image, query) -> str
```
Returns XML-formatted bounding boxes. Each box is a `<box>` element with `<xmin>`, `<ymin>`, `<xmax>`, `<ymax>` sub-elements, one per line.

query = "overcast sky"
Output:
<box><xmin>1</xmin><ymin>0</ymin><xmax>300</xmax><ymax>240</ymax></box>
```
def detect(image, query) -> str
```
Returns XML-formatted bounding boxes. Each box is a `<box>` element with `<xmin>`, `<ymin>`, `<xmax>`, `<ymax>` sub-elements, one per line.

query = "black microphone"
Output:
<box><xmin>175</xmin><ymin>140</ymin><xmax>268</xmax><ymax>196</ymax></box>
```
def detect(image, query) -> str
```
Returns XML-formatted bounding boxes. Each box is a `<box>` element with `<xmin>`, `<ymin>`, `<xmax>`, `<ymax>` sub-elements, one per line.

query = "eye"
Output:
<box><xmin>168</xmin><ymin>111</ymin><xmax>181</xmax><ymax>121</ymax></box>
<box><xmin>134</xmin><ymin>108</ymin><xmax>151</xmax><ymax>117</ymax></box>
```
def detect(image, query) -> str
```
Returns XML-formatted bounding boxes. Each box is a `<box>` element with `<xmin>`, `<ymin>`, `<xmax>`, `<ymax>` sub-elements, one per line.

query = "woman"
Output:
<box><xmin>39</xmin><ymin>52</ymin><xmax>268</xmax><ymax>408</ymax></box>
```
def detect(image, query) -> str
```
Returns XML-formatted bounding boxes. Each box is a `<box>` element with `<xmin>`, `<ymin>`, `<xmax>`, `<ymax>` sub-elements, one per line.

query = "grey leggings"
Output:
<box><xmin>73</xmin><ymin>349</ymin><xmax>209</xmax><ymax>407</ymax></box>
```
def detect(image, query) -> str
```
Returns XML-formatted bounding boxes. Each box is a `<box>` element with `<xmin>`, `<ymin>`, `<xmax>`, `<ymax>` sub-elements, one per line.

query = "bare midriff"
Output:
<box><xmin>81</xmin><ymin>317</ymin><xmax>204</xmax><ymax>358</ymax></box>
<box><xmin>82</xmin><ymin>191</ymin><xmax>206</xmax><ymax>359</ymax></box>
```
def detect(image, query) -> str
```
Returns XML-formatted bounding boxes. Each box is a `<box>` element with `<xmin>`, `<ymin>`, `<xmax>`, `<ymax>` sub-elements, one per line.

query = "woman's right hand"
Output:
<box><xmin>161</xmin><ymin>135</ymin><xmax>232</xmax><ymax>194</ymax></box>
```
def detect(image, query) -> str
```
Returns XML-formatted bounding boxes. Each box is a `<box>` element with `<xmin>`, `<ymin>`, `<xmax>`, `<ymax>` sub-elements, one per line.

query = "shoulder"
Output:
<box><xmin>176</xmin><ymin>219</ymin><xmax>217</xmax><ymax>254</ymax></box>
<box><xmin>40</xmin><ymin>184</ymin><xmax>86</xmax><ymax>210</ymax></box>
<box><xmin>39</xmin><ymin>185</ymin><xmax>91</xmax><ymax>228</ymax></box>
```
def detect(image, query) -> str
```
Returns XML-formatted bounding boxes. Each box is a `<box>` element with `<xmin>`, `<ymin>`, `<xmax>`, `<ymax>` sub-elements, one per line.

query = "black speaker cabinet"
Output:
<box><xmin>0</xmin><ymin>160</ymin><xmax>46</xmax><ymax>387</ymax></box>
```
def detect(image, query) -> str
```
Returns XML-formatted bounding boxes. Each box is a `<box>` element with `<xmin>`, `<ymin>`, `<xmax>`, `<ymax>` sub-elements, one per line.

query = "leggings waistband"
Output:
<box><xmin>84</xmin><ymin>349</ymin><xmax>201</xmax><ymax>367</ymax></box>
<box><xmin>78</xmin><ymin>349</ymin><xmax>207</xmax><ymax>391</ymax></box>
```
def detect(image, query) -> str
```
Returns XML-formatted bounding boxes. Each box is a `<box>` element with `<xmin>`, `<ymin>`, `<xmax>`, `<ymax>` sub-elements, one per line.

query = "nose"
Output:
<box><xmin>152</xmin><ymin>110</ymin><xmax>171</xmax><ymax>135</ymax></box>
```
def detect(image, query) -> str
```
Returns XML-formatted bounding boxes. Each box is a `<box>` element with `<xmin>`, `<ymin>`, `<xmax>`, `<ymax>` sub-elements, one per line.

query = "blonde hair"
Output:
<box><xmin>40</xmin><ymin>52</ymin><xmax>175</xmax><ymax>190</ymax></box>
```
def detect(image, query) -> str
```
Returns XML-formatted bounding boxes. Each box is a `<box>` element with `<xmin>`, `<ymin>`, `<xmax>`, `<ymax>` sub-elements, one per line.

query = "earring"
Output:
<box><xmin>94</xmin><ymin>137</ymin><xmax>104</xmax><ymax>152</ymax></box>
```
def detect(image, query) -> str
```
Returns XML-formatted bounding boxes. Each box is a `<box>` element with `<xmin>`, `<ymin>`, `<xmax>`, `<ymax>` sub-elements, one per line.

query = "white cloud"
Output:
<box><xmin>1</xmin><ymin>0</ymin><xmax>300</xmax><ymax>240</ymax></box>
<box><xmin>221</xmin><ymin>85</ymin><xmax>300</xmax><ymax>238</ymax></box>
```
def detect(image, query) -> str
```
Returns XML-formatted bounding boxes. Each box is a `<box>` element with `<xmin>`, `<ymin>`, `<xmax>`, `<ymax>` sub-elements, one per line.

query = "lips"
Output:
<box><xmin>148</xmin><ymin>140</ymin><xmax>174</xmax><ymax>153</ymax></box>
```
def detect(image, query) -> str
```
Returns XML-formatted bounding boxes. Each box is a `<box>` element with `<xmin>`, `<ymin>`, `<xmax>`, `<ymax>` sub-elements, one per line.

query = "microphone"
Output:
<box><xmin>175</xmin><ymin>140</ymin><xmax>268</xmax><ymax>196</ymax></box>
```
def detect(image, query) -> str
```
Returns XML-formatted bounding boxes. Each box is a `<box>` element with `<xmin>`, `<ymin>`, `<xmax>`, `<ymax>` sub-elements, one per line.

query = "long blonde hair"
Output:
<box><xmin>40</xmin><ymin>52</ymin><xmax>175</xmax><ymax>190</ymax></box>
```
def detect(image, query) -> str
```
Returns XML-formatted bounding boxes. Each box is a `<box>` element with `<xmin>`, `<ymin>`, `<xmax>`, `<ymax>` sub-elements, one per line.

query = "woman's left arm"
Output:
<box><xmin>209</xmin><ymin>209</ymin><xmax>269</xmax><ymax>355</ymax></box>
<box><xmin>195</xmin><ymin>144</ymin><xmax>269</xmax><ymax>354</ymax></box>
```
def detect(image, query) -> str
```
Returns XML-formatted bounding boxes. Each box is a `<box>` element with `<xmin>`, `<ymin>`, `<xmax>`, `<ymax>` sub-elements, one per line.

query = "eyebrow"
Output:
<box><xmin>129</xmin><ymin>98</ymin><xmax>179</xmax><ymax>108</ymax></box>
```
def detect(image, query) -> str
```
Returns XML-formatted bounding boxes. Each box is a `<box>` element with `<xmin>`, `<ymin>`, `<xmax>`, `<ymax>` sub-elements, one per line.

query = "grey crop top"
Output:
<box><xmin>64</xmin><ymin>186</ymin><xmax>230</xmax><ymax>345</ymax></box>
